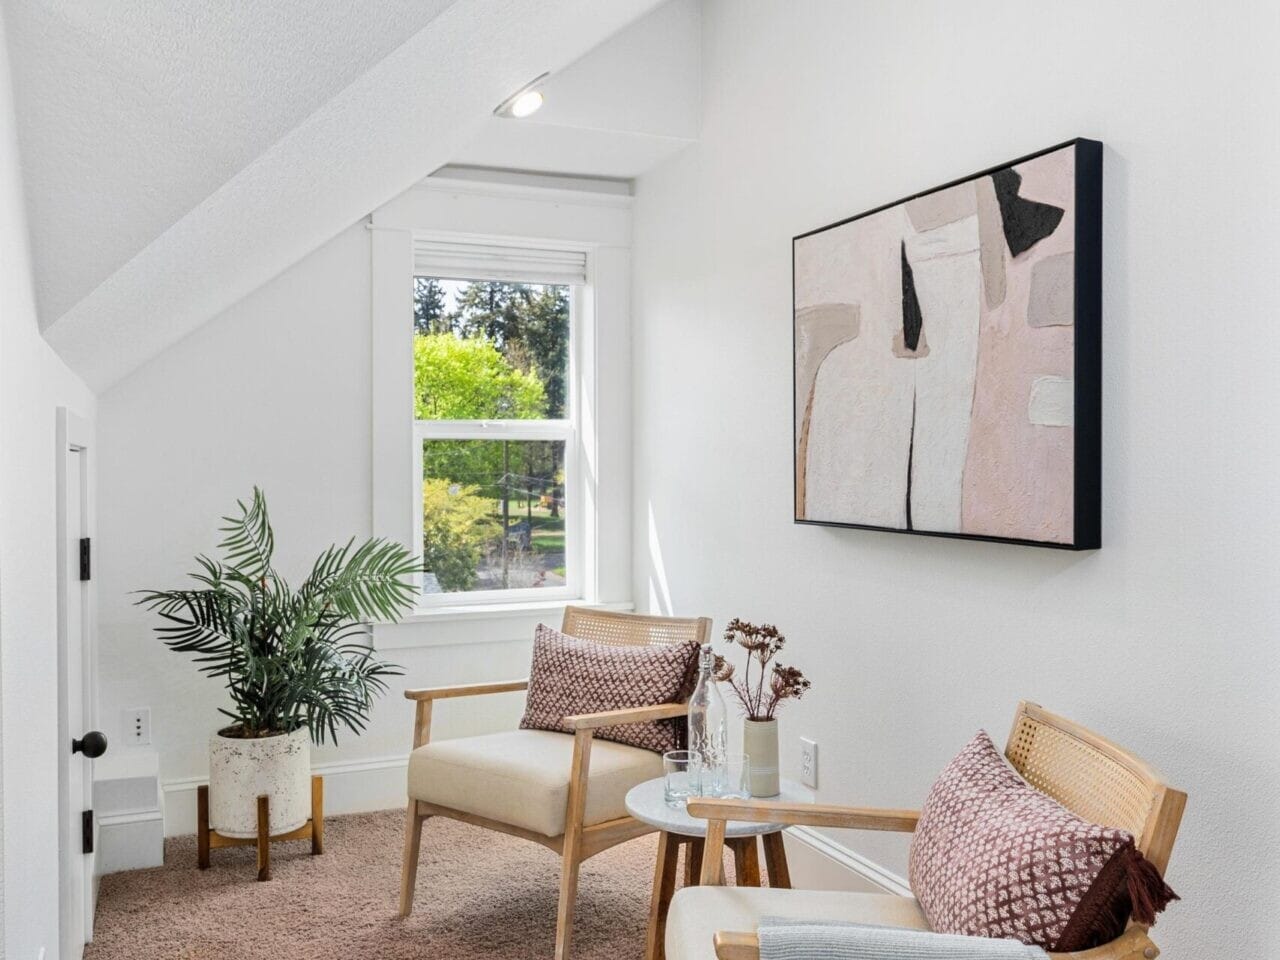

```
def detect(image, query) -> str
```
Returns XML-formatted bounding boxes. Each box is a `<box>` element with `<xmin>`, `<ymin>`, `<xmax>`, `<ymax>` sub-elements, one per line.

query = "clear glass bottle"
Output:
<box><xmin>687</xmin><ymin>644</ymin><xmax>728</xmax><ymax>790</ymax></box>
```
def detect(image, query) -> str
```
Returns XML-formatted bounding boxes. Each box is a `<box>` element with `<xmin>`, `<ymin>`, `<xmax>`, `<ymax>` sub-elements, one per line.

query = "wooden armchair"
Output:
<box><xmin>669</xmin><ymin>701</ymin><xmax>1186</xmax><ymax>960</ymax></box>
<box><xmin>398</xmin><ymin>606</ymin><xmax>712</xmax><ymax>960</ymax></box>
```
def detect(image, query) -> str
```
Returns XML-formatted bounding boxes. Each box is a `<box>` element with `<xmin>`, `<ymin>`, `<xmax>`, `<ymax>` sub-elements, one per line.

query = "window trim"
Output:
<box><xmin>369</xmin><ymin>175</ymin><xmax>632</xmax><ymax>637</ymax></box>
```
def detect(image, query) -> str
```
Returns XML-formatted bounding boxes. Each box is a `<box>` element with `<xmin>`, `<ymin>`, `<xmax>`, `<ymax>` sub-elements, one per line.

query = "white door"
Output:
<box><xmin>58</xmin><ymin>409</ymin><xmax>99</xmax><ymax>959</ymax></box>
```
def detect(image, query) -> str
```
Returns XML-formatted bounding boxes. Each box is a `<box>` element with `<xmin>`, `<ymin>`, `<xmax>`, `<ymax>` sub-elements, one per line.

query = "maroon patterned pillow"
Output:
<box><xmin>908</xmin><ymin>731</ymin><xmax>1177</xmax><ymax>952</ymax></box>
<box><xmin>519</xmin><ymin>623</ymin><xmax>700</xmax><ymax>753</ymax></box>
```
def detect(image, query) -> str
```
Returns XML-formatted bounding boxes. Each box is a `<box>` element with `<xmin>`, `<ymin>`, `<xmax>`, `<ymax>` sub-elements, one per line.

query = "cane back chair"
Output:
<box><xmin>673</xmin><ymin>701</ymin><xmax>1186</xmax><ymax>960</ymax></box>
<box><xmin>399</xmin><ymin>606</ymin><xmax>712</xmax><ymax>960</ymax></box>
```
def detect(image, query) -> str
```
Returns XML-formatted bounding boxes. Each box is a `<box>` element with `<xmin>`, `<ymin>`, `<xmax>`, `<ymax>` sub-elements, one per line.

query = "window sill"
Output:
<box><xmin>374</xmin><ymin>599</ymin><xmax>635</xmax><ymax>650</ymax></box>
<box><xmin>406</xmin><ymin>598</ymin><xmax>632</xmax><ymax>624</ymax></box>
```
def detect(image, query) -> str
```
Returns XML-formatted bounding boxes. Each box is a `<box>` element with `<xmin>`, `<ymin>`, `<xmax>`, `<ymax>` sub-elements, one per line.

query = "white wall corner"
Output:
<box><xmin>784</xmin><ymin>826</ymin><xmax>913</xmax><ymax>898</ymax></box>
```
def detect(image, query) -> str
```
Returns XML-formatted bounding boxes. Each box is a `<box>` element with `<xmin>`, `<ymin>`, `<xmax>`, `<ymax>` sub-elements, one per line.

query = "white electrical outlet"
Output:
<box><xmin>799</xmin><ymin>736</ymin><xmax>818</xmax><ymax>789</ymax></box>
<box><xmin>125</xmin><ymin>707</ymin><xmax>152</xmax><ymax>745</ymax></box>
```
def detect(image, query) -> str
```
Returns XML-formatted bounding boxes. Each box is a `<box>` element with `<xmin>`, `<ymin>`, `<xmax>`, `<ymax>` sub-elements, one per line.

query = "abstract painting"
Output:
<box><xmin>793</xmin><ymin>139</ymin><xmax>1101</xmax><ymax>549</ymax></box>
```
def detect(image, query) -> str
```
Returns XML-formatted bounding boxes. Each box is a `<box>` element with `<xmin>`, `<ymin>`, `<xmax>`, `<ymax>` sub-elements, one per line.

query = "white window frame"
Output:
<box><xmin>370</xmin><ymin>174</ymin><xmax>633</xmax><ymax>634</ymax></box>
<box><xmin>413</xmin><ymin>277</ymin><xmax>585</xmax><ymax>609</ymax></box>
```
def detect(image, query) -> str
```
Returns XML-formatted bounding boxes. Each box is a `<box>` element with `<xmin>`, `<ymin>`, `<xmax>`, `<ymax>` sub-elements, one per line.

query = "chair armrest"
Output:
<box><xmin>714</xmin><ymin>932</ymin><xmax>758</xmax><ymax>960</ymax></box>
<box><xmin>713</xmin><ymin>929</ymin><xmax>1160</xmax><ymax>960</ymax></box>
<box><xmin>694</xmin><ymin>797</ymin><xmax>919</xmax><ymax>885</ymax></box>
<box><xmin>404</xmin><ymin>680</ymin><xmax>529</xmax><ymax>749</ymax></box>
<box><xmin>687</xmin><ymin>797</ymin><xmax>920</xmax><ymax>832</ymax></box>
<box><xmin>557</xmin><ymin>703</ymin><xmax>688</xmax><ymax>863</ymax></box>
<box><xmin>403</xmin><ymin>679</ymin><xmax>529</xmax><ymax>701</ymax></box>
<box><xmin>564</xmin><ymin>701</ymin><xmax>688</xmax><ymax>730</ymax></box>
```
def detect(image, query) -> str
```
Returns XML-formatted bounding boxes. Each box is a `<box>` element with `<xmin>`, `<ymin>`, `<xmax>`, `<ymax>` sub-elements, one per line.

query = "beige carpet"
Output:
<box><xmin>86</xmin><ymin>809</ymin><xmax>679</xmax><ymax>960</ymax></box>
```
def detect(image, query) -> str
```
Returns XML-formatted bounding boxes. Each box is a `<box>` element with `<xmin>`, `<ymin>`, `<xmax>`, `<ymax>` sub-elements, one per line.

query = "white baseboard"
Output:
<box><xmin>785</xmin><ymin>826</ymin><xmax>912</xmax><ymax>898</ymax></box>
<box><xmin>161</xmin><ymin>753</ymin><xmax>409</xmax><ymax>837</ymax></box>
<box><xmin>98</xmin><ymin>810</ymin><xmax>165</xmax><ymax>873</ymax></box>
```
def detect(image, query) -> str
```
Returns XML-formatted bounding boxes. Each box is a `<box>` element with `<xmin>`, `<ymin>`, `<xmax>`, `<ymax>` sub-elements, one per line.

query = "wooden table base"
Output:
<box><xmin>645</xmin><ymin>831</ymin><xmax>789</xmax><ymax>960</ymax></box>
<box><xmin>197</xmin><ymin>774</ymin><xmax>324</xmax><ymax>881</ymax></box>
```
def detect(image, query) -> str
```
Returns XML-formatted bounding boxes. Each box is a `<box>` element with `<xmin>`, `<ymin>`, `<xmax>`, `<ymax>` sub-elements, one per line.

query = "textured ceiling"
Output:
<box><xmin>6</xmin><ymin>0</ymin><xmax>456</xmax><ymax>323</ymax></box>
<box><xmin>4</xmin><ymin>0</ymin><xmax>668</xmax><ymax>389</ymax></box>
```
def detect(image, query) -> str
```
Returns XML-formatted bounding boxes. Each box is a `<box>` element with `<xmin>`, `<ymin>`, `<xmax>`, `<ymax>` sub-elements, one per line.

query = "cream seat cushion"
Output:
<box><xmin>407</xmin><ymin>729</ymin><xmax>665</xmax><ymax>837</ymax></box>
<box><xmin>665</xmin><ymin>886</ymin><xmax>930</xmax><ymax>960</ymax></box>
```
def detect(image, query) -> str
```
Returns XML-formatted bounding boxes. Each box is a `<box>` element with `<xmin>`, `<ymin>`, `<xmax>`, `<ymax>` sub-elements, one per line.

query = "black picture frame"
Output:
<box><xmin>792</xmin><ymin>138</ymin><xmax>1102</xmax><ymax>550</ymax></box>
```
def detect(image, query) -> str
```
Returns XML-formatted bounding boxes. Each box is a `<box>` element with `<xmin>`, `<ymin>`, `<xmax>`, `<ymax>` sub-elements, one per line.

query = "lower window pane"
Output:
<box><xmin>422</xmin><ymin>439</ymin><xmax>567</xmax><ymax>594</ymax></box>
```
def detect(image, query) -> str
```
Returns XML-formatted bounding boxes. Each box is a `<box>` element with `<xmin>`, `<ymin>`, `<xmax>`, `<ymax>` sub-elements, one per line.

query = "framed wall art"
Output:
<box><xmin>793</xmin><ymin>138</ymin><xmax>1101</xmax><ymax>549</ymax></box>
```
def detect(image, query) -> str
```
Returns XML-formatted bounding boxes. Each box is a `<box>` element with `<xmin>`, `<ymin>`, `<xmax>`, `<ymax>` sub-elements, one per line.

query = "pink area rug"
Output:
<box><xmin>87</xmin><ymin>809</ymin><xmax>669</xmax><ymax>959</ymax></box>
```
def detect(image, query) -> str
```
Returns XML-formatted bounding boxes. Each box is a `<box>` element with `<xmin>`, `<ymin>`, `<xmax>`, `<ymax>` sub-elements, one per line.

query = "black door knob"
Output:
<box><xmin>72</xmin><ymin>731</ymin><xmax>107</xmax><ymax>759</ymax></box>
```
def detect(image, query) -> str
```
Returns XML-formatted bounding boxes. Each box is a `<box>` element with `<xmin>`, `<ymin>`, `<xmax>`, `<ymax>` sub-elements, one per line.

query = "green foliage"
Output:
<box><xmin>413</xmin><ymin>333</ymin><xmax>545</xmax><ymax>420</ymax></box>
<box><xmin>421</xmin><ymin>479</ymin><xmax>500</xmax><ymax>591</ymax></box>
<box><xmin>137</xmin><ymin>489</ymin><xmax>419</xmax><ymax>744</ymax></box>
<box><xmin>415</xmin><ymin>333</ymin><xmax>549</xmax><ymax>504</ymax></box>
<box><xmin>450</xmin><ymin>282</ymin><xmax>570</xmax><ymax>418</ymax></box>
<box><xmin>413</xmin><ymin>277</ymin><xmax>448</xmax><ymax>335</ymax></box>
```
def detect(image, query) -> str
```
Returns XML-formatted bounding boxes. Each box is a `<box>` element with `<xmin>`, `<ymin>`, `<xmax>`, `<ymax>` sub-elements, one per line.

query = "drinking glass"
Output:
<box><xmin>663</xmin><ymin>750</ymin><xmax>702</xmax><ymax>805</ymax></box>
<box><xmin>707</xmin><ymin>753</ymin><xmax>751</xmax><ymax>799</ymax></box>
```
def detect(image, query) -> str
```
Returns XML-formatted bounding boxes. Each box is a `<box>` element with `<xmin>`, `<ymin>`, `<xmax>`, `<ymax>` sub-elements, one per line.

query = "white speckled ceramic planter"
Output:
<box><xmin>208</xmin><ymin>726</ymin><xmax>310</xmax><ymax>838</ymax></box>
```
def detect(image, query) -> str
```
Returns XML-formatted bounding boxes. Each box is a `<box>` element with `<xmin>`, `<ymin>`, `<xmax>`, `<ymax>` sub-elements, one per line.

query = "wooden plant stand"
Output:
<box><xmin>197</xmin><ymin>774</ymin><xmax>324</xmax><ymax>881</ymax></box>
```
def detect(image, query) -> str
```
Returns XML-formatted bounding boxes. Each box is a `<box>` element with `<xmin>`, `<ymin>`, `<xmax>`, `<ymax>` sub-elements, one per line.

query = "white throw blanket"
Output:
<box><xmin>757</xmin><ymin>919</ymin><xmax>1049</xmax><ymax>960</ymax></box>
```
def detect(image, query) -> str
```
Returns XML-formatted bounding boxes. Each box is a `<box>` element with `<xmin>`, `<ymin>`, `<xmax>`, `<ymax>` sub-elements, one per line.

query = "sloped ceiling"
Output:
<box><xmin>6</xmin><ymin>0</ymin><xmax>456</xmax><ymax>324</ymax></box>
<box><xmin>3</xmin><ymin>0</ymin><xmax>668</xmax><ymax>390</ymax></box>
<box><xmin>452</xmin><ymin>0</ymin><xmax>700</xmax><ymax>178</ymax></box>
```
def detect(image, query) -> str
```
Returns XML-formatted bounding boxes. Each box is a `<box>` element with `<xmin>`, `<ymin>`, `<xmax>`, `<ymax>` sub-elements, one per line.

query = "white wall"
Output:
<box><xmin>631</xmin><ymin>2</ymin><xmax>1280</xmax><ymax>957</ymax></box>
<box><xmin>0</xmin><ymin>9</ymin><xmax>97</xmax><ymax>958</ymax></box>
<box><xmin>96</xmin><ymin>177</ymin><xmax>635</xmax><ymax>834</ymax></box>
<box><xmin>95</xmin><ymin>221</ymin><xmax>529</xmax><ymax>826</ymax></box>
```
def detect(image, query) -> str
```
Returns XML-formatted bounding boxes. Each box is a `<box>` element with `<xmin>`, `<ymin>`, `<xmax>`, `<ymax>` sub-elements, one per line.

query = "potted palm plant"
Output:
<box><xmin>138</xmin><ymin>488</ymin><xmax>419</xmax><ymax>838</ymax></box>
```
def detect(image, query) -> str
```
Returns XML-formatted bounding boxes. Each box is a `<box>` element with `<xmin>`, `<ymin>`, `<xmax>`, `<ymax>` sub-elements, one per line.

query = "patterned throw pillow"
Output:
<box><xmin>908</xmin><ymin>731</ymin><xmax>1178</xmax><ymax>952</ymax></box>
<box><xmin>519</xmin><ymin>623</ymin><xmax>700</xmax><ymax>753</ymax></box>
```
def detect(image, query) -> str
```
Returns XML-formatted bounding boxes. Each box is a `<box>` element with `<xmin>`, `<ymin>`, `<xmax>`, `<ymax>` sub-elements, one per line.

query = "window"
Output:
<box><xmin>369</xmin><ymin>177</ymin><xmax>633</xmax><ymax>632</ymax></box>
<box><xmin>412</xmin><ymin>256</ymin><xmax>581</xmax><ymax>605</ymax></box>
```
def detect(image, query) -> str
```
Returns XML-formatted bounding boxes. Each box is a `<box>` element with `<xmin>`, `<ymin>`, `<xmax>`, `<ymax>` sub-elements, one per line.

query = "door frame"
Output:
<box><xmin>56</xmin><ymin>406</ymin><xmax>97</xmax><ymax>950</ymax></box>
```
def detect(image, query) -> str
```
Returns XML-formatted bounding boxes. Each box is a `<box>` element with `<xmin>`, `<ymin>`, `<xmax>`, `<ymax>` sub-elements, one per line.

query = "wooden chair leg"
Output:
<box><xmin>310</xmin><ymin>775</ymin><xmax>324</xmax><ymax>855</ymax></box>
<box><xmin>700</xmin><ymin>818</ymin><xmax>728</xmax><ymax>885</ymax></box>
<box><xmin>256</xmin><ymin>795</ymin><xmax>271</xmax><ymax>882</ymax></box>
<box><xmin>682</xmin><ymin>837</ymin><xmax>705</xmax><ymax>887</ymax></box>
<box><xmin>762</xmin><ymin>831</ymin><xmax>791</xmax><ymax>888</ymax></box>
<box><xmin>646</xmin><ymin>831</ymin><xmax>681</xmax><ymax>960</ymax></box>
<box><xmin>196</xmin><ymin>785</ymin><xmax>211</xmax><ymax>869</ymax></box>
<box><xmin>555</xmin><ymin>839</ymin><xmax>583</xmax><ymax>960</ymax></box>
<box><xmin>555</xmin><ymin>730</ymin><xmax>593</xmax><ymax>960</ymax></box>
<box><xmin>728</xmin><ymin>837</ymin><xmax>760</xmax><ymax>887</ymax></box>
<box><xmin>398</xmin><ymin>801</ymin><xmax>425</xmax><ymax>918</ymax></box>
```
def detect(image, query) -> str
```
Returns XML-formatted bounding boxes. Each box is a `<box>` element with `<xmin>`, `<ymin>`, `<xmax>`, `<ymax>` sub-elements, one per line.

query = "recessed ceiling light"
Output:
<box><xmin>495</xmin><ymin>73</ymin><xmax>549</xmax><ymax>119</ymax></box>
<box><xmin>510</xmin><ymin>90</ymin><xmax>544</xmax><ymax>118</ymax></box>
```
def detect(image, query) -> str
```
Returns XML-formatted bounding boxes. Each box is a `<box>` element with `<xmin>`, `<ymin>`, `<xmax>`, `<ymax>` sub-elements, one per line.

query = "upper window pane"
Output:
<box><xmin>413</xmin><ymin>277</ymin><xmax>570</xmax><ymax>420</ymax></box>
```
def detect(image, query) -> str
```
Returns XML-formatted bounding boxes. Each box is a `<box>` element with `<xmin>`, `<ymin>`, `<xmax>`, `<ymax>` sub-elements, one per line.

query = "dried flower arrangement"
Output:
<box><xmin>714</xmin><ymin>618</ymin><xmax>811</xmax><ymax>721</ymax></box>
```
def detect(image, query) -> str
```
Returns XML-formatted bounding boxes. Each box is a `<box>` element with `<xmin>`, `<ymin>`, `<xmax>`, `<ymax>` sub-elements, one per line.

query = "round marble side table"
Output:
<box><xmin>624</xmin><ymin>777</ymin><xmax>809</xmax><ymax>960</ymax></box>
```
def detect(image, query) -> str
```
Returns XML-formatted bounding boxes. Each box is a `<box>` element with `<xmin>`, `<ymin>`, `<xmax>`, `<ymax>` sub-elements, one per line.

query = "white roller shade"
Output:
<box><xmin>413</xmin><ymin>239</ymin><xmax>587</xmax><ymax>285</ymax></box>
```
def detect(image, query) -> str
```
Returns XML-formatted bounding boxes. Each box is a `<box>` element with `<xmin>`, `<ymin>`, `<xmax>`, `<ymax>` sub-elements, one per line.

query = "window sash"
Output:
<box><xmin>415</xmin><ymin>419</ymin><xmax>572</xmax><ymax>442</ymax></box>
<box><xmin>411</xmin><ymin>264</ymin><xmax>583</xmax><ymax>610</ymax></box>
<box><xmin>414</xmin><ymin>418</ymin><xmax>580</xmax><ymax>607</ymax></box>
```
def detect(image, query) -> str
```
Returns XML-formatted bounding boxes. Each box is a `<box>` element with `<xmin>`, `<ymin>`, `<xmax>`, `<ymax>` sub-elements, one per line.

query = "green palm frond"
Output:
<box><xmin>137</xmin><ymin>488</ymin><xmax>414</xmax><ymax>744</ymax></box>
<box><xmin>218</xmin><ymin>486</ymin><xmax>275</xmax><ymax>579</ymax></box>
<box><xmin>302</xmin><ymin>537</ymin><xmax>421</xmax><ymax>622</ymax></box>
